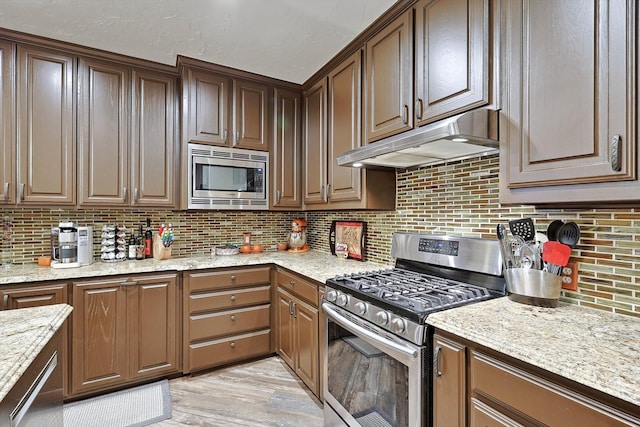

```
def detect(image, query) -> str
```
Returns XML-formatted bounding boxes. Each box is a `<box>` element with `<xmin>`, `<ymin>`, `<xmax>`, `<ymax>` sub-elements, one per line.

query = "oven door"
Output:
<box><xmin>322</xmin><ymin>303</ymin><xmax>427</xmax><ymax>427</ymax></box>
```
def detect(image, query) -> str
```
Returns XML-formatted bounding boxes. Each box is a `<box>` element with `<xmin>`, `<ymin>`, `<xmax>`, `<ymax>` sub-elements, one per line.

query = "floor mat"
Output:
<box><xmin>63</xmin><ymin>379</ymin><xmax>171</xmax><ymax>427</ymax></box>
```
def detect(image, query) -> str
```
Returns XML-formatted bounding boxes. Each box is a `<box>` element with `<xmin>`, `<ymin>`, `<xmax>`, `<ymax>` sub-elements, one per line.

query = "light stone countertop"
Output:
<box><xmin>0</xmin><ymin>303</ymin><xmax>73</xmax><ymax>402</ymax></box>
<box><xmin>427</xmin><ymin>297</ymin><xmax>640</xmax><ymax>408</ymax></box>
<box><xmin>0</xmin><ymin>250</ymin><xmax>390</xmax><ymax>286</ymax></box>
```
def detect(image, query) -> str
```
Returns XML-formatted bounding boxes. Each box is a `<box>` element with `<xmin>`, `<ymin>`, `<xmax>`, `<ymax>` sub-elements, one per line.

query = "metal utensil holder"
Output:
<box><xmin>505</xmin><ymin>268</ymin><xmax>562</xmax><ymax>308</ymax></box>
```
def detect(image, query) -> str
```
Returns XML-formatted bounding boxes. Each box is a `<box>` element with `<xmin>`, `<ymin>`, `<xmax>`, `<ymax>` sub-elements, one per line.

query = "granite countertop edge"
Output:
<box><xmin>427</xmin><ymin>297</ymin><xmax>640</xmax><ymax>409</ymax></box>
<box><xmin>0</xmin><ymin>304</ymin><xmax>73</xmax><ymax>401</ymax></box>
<box><xmin>0</xmin><ymin>250</ymin><xmax>389</xmax><ymax>286</ymax></box>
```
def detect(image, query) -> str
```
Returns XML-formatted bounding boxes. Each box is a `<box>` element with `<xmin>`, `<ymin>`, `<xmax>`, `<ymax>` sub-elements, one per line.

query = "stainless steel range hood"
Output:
<box><xmin>337</xmin><ymin>108</ymin><xmax>499</xmax><ymax>169</ymax></box>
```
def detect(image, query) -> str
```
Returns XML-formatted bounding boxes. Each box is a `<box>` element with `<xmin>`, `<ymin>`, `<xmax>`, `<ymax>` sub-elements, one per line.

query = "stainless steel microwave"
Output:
<box><xmin>188</xmin><ymin>143</ymin><xmax>269</xmax><ymax>210</ymax></box>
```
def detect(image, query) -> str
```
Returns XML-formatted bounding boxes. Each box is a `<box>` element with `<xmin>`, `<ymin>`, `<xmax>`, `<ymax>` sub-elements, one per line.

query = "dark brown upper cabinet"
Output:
<box><xmin>414</xmin><ymin>0</ymin><xmax>490</xmax><ymax>125</ymax></box>
<box><xmin>271</xmin><ymin>87</ymin><xmax>303</xmax><ymax>209</ymax></box>
<box><xmin>78</xmin><ymin>58</ymin><xmax>130</xmax><ymax>206</ymax></box>
<box><xmin>234</xmin><ymin>79</ymin><xmax>268</xmax><ymax>151</ymax></box>
<box><xmin>499</xmin><ymin>0</ymin><xmax>638</xmax><ymax>205</ymax></box>
<box><xmin>365</xmin><ymin>10</ymin><xmax>413</xmax><ymax>143</ymax></box>
<box><xmin>78</xmin><ymin>59</ymin><xmax>176</xmax><ymax>208</ymax></box>
<box><xmin>0</xmin><ymin>40</ymin><xmax>14</xmax><ymax>205</ymax></box>
<box><xmin>185</xmin><ymin>68</ymin><xmax>230</xmax><ymax>146</ymax></box>
<box><xmin>17</xmin><ymin>45</ymin><xmax>76</xmax><ymax>205</ymax></box>
<box><xmin>183</xmin><ymin>66</ymin><xmax>269</xmax><ymax>151</ymax></box>
<box><xmin>364</xmin><ymin>0</ymin><xmax>491</xmax><ymax>144</ymax></box>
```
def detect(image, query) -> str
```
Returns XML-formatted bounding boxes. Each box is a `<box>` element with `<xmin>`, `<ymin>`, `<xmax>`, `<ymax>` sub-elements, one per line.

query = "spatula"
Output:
<box><xmin>542</xmin><ymin>241</ymin><xmax>572</xmax><ymax>274</ymax></box>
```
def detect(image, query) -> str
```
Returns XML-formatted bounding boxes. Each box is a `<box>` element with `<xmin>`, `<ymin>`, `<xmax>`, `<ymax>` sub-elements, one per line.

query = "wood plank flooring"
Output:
<box><xmin>152</xmin><ymin>356</ymin><xmax>324</xmax><ymax>427</ymax></box>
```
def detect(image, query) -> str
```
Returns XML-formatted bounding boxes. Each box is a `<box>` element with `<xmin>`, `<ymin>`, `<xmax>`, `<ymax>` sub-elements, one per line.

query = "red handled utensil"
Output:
<box><xmin>542</xmin><ymin>241</ymin><xmax>572</xmax><ymax>274</ymax></box>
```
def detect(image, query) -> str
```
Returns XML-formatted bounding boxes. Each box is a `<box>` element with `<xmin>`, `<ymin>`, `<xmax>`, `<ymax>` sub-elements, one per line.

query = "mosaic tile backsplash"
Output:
<box><xmin>1</xmin><ymin>154</ymin><xmax>638</xmax><ymax>317</ymax></box>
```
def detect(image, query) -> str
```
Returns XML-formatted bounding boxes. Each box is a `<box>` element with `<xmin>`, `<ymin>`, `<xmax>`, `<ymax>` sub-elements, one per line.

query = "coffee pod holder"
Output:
<box><xmin>505</xmin><ymin>268</ymin><xmax>562</xmax><ymax>308</ymax></box>
<box><xmin>153</xmin><ymin>235</ymin><xmax>171</xmax><ymax>260</ymax></box>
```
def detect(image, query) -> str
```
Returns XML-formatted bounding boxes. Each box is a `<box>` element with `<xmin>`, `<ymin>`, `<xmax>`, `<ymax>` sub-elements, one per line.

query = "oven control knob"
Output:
<box><xmin>354</xmin><ymin>302</ymin><xmax>367</xmax><ymax>315</ymax></box>
<box><xmin>390</xmin><ymin>318</ymin><xmax>406</xmax><ymax>334</ymax></box>
<box><xmin>336</xmin><ymin>294</ymin><xmax>349</xmax><ymax>307</ymax></box>
<box><xmin>375</xmin><ymin>311</ymin><xmax>389</xmax><ymax>326</ymax></box>
<box><xmin>325</xmin><ymin>290</ymin><xmax>338</xmax><ymax>302</ymax></box>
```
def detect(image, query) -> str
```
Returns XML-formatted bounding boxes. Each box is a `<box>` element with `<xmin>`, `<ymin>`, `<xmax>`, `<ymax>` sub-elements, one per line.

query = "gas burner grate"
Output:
<box><xmin>333</xmin><ymin>268</ymin><xmax>490</xmax><ymax>314</ymax></box>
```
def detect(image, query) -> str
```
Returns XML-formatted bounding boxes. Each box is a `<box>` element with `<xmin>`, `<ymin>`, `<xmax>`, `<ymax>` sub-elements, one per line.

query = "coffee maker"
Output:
<box><xmin>51</xmin><ymin>222</ymin><xmax>79</xmax><ymax>266</ymax></box>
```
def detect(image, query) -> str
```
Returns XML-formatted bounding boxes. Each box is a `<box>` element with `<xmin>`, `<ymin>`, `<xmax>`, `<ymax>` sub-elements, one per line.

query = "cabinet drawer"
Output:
<box><xmin>187</xmin><ymin>267</ymin><xmax>271</xmax><ymax>292</ymax></box>
<box><xmin>189</xmin><ymin>304</ymin><xmax>270</xmax><ymax>341</ymax></box>
<box><xmin>188</xmin><ymin>329</ymin><xmax>271</xmax><ymax>371</ymax></box>
<box><xmin>276</xmin><ymin>269</ymin><xmax>318</xmax><ymax>305</ymax></box>
<box><xmin>189</xmin><ymin>285</ymin><xmax>270</xmax><ymax>314</ymax></box>
<box><xmin>470</xmin><ymin>351</ymin><xmax>640</xmax><ymax>426</ymax></box>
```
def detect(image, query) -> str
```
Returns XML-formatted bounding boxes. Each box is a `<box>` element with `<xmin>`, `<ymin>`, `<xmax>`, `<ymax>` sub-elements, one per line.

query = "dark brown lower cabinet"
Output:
<box><xmin>0</xmin><ymin>283</ymin><xmax>70</xmax><ymax>398</ymax></box>
<box><xmin>183</xmin><ymin>267</ymin><xmax>272</xmax><ymax>373</ymax></box>
<box><xmin>71</xmin><ymin>273</ymin><xmax>180</xmax><ymax>397</ymax></box>
<box><xmin>275</xmin><ymin>268</ymin><xmax>320</xmax><ymax>397</ymax></box>
<box><xmin>433</xmin><ymin>331</ymin><xmax>640</xmax><ymax>427</ymax></box>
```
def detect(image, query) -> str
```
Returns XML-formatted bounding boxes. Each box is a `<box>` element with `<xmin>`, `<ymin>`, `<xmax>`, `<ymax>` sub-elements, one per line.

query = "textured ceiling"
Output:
<box><xmin>0</xmin><ymin>0</ymin><xmax>396</xmax><ymax>84</ymax></box>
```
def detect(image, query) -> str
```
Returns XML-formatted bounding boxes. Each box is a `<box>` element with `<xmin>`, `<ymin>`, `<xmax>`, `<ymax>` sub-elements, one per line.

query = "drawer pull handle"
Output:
<box><xmin>434</xmin><ymin>346</ymin><xmax>442</xmax><ymax>377</ymax></box>
<box><xmin>230</xmin><ymin>342</ymin><xmax>236</xmax><ymax>348</ymax></box>
<box><xmin>3</xmin><ymin>295</ymin><xmax>8</xmax><ymax>310</ymax></box>
<box><xmin>121</xmin><ymin>280</ymin><xmax>138</xmax><ymax>287</ymax></box>
<box><xmin>416</xmin><ymin>99</ymin><xmax>424</xmax><ymax>120</ymax></box>
<box><xmin>230</xmin><ymin>295</ymin><xmax>237</xmax><ymax>302</ymax></box>
<box><xmin>402</xmin><ymin>105</ymin><xmax>409</xmax><ymax>124</ymax></box>
<box><xmin>230</xmin><ymin>315</ymin><xmax>236</xmax><ymax>321</ymax></box>
<box><xmin>230</xmin><ymin>275</ymin><xmax>236</xmax><ymax>281</ymax></box>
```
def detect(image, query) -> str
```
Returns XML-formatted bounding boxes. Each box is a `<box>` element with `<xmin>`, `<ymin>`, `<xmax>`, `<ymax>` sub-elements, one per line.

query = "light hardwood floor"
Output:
<box><xmin>153</xmin><ymin>356</ymin><xmax>324</xmax><ymax>427</ymax></box>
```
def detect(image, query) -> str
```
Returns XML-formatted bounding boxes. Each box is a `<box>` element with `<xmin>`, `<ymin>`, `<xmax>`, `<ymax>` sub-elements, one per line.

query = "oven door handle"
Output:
<box><xmin>323</xmin><ymin>303</ymin><xmax>419</xmax><ymax>360</ymax></box>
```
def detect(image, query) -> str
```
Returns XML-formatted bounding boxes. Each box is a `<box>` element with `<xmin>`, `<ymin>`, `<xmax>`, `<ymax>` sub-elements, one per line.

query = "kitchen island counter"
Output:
<box><xmin>0</xmin><ymin>250</ymin><xmax>388</xmax><ymax>286</ymax></box>
<box><xmin>427</xmin><ymin>297</ymin><xmax>640</xmax><ymax>409</ymax></box>
<box><xmin>0</xmin><ymin>303</ymin><xmax>72</xmax><ymax>402</ymax></box>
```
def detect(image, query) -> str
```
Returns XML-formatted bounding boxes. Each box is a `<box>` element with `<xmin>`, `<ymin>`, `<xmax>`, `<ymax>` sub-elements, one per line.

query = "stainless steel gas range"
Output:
<box><xmin>322</xmin><ymin>232</ymin><xmax>506</xmax><ymax>427</ymax></box>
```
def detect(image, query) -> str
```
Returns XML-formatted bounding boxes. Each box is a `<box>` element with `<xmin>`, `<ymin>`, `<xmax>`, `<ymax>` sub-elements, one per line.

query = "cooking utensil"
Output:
<box><xmin>542</xmin><ymin>241</ymin><xmax>572</xmax><ymax>274</ymax></box>
<box><xmin>508</xmin><ymin>235</ymin><xmax>527</xmax><ymax>268</ymax></box>
<box><xmin>519</xmin><ymin>242</ymin><xmax>541</xmax><ymax>270</ymax></box>
<box><xmin>546</xmin><ymin>220</ymin><xmax>564</xmax><ymax>241</ymax></box>
<box><xmin>496</xmin><ymin>224</ymin><xmax>514</xmax><ymax>270</ymax></box>
<box><xmin>509</xmin><ymin>218</ymin><xmax>536</xmax><ymax>242</ymax></box>
<box><xmin>558</xmin><ymin>222</ymin><xmax>580</xmax><ymax>248</ymax></box>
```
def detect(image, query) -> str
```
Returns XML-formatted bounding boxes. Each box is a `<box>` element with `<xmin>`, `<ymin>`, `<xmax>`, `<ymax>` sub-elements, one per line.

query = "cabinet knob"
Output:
<box><xmin>289</xmin><ymin>280</ymin><xmax>295</xmax><ymax>286</ymax></box>
<box><xmin>230</xmin><ymin>295</ymin><xmax>237</xmax><ymax>302</ymax></box>
<box><xmin>230</xmin><ymin>275</ymin><xmax>236</xmax><ymax>281</ymax></box>
<box><xmin>230</xmin><ymin>342</ymin><xmax>236</xmax><ymax>348</ymax></box>
<box><xmin>230</xmin><ymin>315</ymin><xmax>237</xmax><ymax>322</ymax></box>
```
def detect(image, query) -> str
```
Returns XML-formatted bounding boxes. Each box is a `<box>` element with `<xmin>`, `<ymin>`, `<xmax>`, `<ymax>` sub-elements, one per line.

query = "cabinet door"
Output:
<box><xmin>294</xmin><ymin>297</ymin><xmax>319</xmax><ymax>395</ymax></box>
<box><xmin>327</xmin><ymin>50</ymin><xmax>363</xmax><ymax>205</ymax></box>
<box><xmin>303</xmin><ymin>79</ymin><xmax>328</xmax><ymax>205</ymax></box>
<box><xmin>276</xmin><ymin>287</ymin><xmax>295</xmax><ymax>369</ymax></box>
<box><xmin>415</xmin><ymin>0</ymin><xmax>489</xmax><ymax>125</ymax></box>
<box><xmin>186</xmin><ymin>68</ymin><xmax>230</xmax><ymax>146</ymax></box>
<box><xmin>500</xmin><ymin>0</ymin><xmax>635</xmax><ymax>198</ymax></box>
<box><xmin>128</xmin><ymin>273</ymin><xmax>180</xmax><ymax>380</ymax></box>
<box><xmin>0</xmin><ymin>41</ymin><xmax>15</xmax><ymax>205</ymax></box>
<box><xmin>365</xmin><ymin>10</ymin><xmax>413</xmax><ymax>143</ymax></box>
<box><xmin>17</xmin><ymin>45</ymin><xmax>75</xmax><ymax>205</ymax></box>
<box><xmin>1</xmin><ymin>283</ymin><xmax>66</xmax><ymax>310</ymax></box>
<box><xmin>71</xmin><ymin>278</ymin><xmax>128</xmax><ymax>395</ymax></box>
<box><xmin>433</xmin><ymin>334</ymin><xmax>466</xmax><ymax>427</ymax></box>
<box><xmin>131</xmin><ymin>69</ymin><xmax>176</xmax><ymax>207</ymax></box>
<box><xmin>78</xmin><ymin>58</ymin><xmax>130</xmax><ymax>206</ymax></box>
<box><xmin>272</xmin><ymin>87</ymin><xmax>302</xmax><ymax>208</ymax></box>
<box><xmin>234</xmin><ymin>79</ymin><xmax>268</xmax><ymax>151</ymax></box>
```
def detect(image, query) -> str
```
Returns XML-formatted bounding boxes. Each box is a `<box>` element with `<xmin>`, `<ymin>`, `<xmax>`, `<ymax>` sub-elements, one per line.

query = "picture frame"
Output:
<box><xmin>329</xmin><ymin>220</ymin><xmax>367</xmax><ymax>261</ymax></box>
